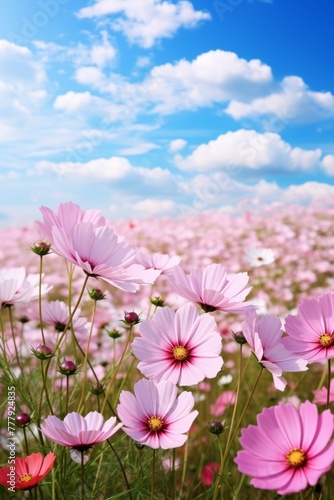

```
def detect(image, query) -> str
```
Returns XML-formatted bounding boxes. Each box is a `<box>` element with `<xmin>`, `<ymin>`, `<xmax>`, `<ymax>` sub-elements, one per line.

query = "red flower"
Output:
<box><xmin>0</xmin><ymin>452</ymin><xmax>56</xmax><ymax>491</ymax></box>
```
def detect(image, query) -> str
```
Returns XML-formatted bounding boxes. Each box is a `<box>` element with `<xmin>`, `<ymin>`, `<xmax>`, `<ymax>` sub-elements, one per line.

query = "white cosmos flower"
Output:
<box><xmin>245</xmin><ymin>248</ymin><xmax>275</xmax><ymax>267</ymax></box>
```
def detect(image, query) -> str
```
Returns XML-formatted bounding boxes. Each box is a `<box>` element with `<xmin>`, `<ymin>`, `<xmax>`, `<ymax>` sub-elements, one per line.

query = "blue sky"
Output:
<box><xmin>1</xmin><ymin>0</ymin><xmax>334</xmax><ymax>226</ymax></box>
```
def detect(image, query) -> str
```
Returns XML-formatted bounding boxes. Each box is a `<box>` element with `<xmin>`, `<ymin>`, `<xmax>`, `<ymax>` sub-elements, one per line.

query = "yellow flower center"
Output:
<box><xmin>20</xmin><ymin>474</ymin><xmax>32</xmax><ymax>483</ymax></box>
<box><xmin>319</xmin><ymin>333</ymin><xmax>334</xmax><ymax>347</ymax></box>
<box><xmin>173</xmin><ymin>345</ymin><xmax>188</xmax><ymax>361</ymax></box>
<box><xmin>148</xmin><ymin>416</ymin><xmax>164</xmax><ymax>432</ymax></box>
<box><xmin>286</xmin><ymin>449</ymin><xmax>306</xmax><ymax>467</ymax></box>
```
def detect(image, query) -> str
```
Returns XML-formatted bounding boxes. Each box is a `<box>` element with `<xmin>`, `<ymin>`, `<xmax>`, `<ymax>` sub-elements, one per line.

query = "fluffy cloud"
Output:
<box><xmin>74</xmin><ymin>50</ymin><xmax>273</xmax><ymax>114</ymax></box>
<box><xmin>169</xmin><ymin>139</ymin><xmax>187</xmax><ymax>152</ymax></box>
<box><xmin>76</xmin><ymin>0</ymin><xmax>211</xmax><ymax>48</ymax></box>
<box><xmin>321</xmin><ymin>155</ymin><xmax>334</xmax><ymax>175</ymax></box>
<box><xmin>175</xmin><ymin>130</ymin><xmax>322</xmax><ymax>172</ymax></box>
<box><xmin>53</xmin><ymin>91</ymin><xmax>129</xmax><ymax>121</ymax></box>
<box><xmin>226</xmin><ymin>76</ymin><xmax>334</xmax><ymax>123</ymax></box>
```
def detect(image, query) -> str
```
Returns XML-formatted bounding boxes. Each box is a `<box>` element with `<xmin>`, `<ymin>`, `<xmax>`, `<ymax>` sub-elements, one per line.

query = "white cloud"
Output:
<box><xmin>118</xmin><ymin>142</ymin><xmax>160</xmax><ymax>155</ymax></box>
<box><xmin>53</xmin><ymin>91</ymin><xmax>129</xmax><ymax>121</ymax></box>
<box><xmin>322</xmin><ymin>155</ymin><xmax>334</xmax><ymax>175</ymax></box>
<box><xmin>175</xmin><ymin>130</ymin><xmax>322</xmax><ymax>172</ymax></box>
<box><xmin>76</xmin><ymin>0</ymin><xmax>211</xmax><ymax>48</ymax></box>
<box><xmin>33</xmin><ymin>31</ymin><xmax>117</xmax><ymax>69</ymax></box>
<box><xmin>169</xmin><ymin>139</ymin><xmax>187</xmax><ymax>152</ymax></box>
<box><xmin>226</xmin><ymin>76</ymin><xmax>334</xmax><ymax>123</ymax></box>
<box><xmin>75</xmin><ymin>50</ymin><xmax>273</xmax><ymax>115</ymax></box>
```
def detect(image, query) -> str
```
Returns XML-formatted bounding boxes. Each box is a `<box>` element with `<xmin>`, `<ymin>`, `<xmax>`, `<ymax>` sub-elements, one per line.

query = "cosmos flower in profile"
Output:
<box><xmin>117</xmin><ymin>379</ymin><xmax>198</xmax><ymax>449</ymax></box>
<box><xmin>0</xmin><ymin>267</ymin><xmax>51</xmax><ymax>309</ymax></box>
<box><xmin>132</xmin><ymin>303</ymin><xmax>223</xmax><ymax>386</ymax></box>
<box><xmin>167</xmin><ymin>263</ymin><xmax>254</xmax><ymax>314</ymax></box>
<box><xmin>282</xmin><ymin>293</ymin><xmax>334</xmax><ymax>363</ymax></box>
<box><xmin>242</xmin><ymin>310</ymin><xmax>308</xmax><ymax>391</ymax></box>
<box><xmin>40</xmin><ymin>411</ymin><xmax>122</xmax><ymax>451</ymax></box>
<box><xmin>0</xmin><ymin>452</ymin><xmax>55</xmax><ymax>491</ymax></box>
<box><xmin>235</xmin><ymin>401</ymin><xmax>334</xmax><ymax>495</ymax></box>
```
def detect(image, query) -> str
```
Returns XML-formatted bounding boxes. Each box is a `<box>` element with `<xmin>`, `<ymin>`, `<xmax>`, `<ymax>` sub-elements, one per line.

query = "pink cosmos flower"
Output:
<box><xmin>210</xmin><ymin>390</ymin><xmax>236</xmax><ymax>416</ymax></box>
<box><xmin>36</xmin><ymin>201</ymin><xmax>106</xmax><ymax>242</ymax></box>
<box><xmin>40</xmin><ymin>411</ymin><xmax>122</xmax><ymax>451</ymax></box>
<box><xmin>132</xmin><ymin>303</ymin><xmax>223</xmax><ymax>386</ymax></box>
<box><xmin>50</xmin><ymin>221</ymin><xmax>159</xmax><ymax>292</ymax></box>
<box><xmin>282</xmin><ymin>293</ymin><xmax>334</xmax><ymax>362</ymax></box>
<box><xmin>35</xmin><ymin>300</ymin><xmax>89</xmax><ymax>336</ymax></box>
<box><xmin>313</xmin><ymin>379</ymin><xmax>334</xmax><ymax>405</ymax></box>
<box><xmin>242</xmin><ymin>310</ymin><xmax>308</xmax><ymax>391</ymax></box>
<box><xmin>235</xmin><ymin>401</ymin><xmax>334</xmax><ymax>495</ymax></box>
<box><xmin>0</xmin><ymin>452</ymin><xmax>55</xmax><ymax>491</ymax></box>
<box><xmin>167</xmin><ymin>264</ymin><xmax>254</xmax><ymax>314</ymax></box>
<box><xmin>135</xmin><ymin>250</ymin><xmax>181</xmax><ymax>276</ymax></box>
<box><xmin>117</xmin><ymin>379</ymin><xmax>198</xmax><ymax>449</ymax></box>
<box><xmin>0</xmin><ymin>267</ymin><xmax>51</xmax><ymax>309</ymax></box>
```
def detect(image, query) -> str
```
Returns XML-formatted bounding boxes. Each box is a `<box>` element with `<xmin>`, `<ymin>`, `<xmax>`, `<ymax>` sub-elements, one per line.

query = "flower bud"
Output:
<box><xmin>88</xmin><ymin>288</ymin><xmax>106</xmax><ymax>301</ymax></box>
<box><xmin>150</xmin><ymin>296</ymin><xmax>165</xmax><ymax>307</ymax></box>
<box><xmin>231</xmin><ymin>330</ymin><xmax>247</xmax><ymax>345</ymax></box>
<box><xmin>59</xmin><ymin>360</ymin><xmax>77</xmax><ymax>375</ymax></box>
<box><xmin>123</xmin><ymin>311</ymin><xmax>141</xmax><ymax>326</ymax></box>
<box><xmin>107</xmin><ymin>328</ymin><xmax>122</xmax><ymax>339</ymax></box>
<box><xmin>31</xmin><ymin>344</ymin><xmax>53</xmax><ymax>360</ymax></box>
<box><xmin>90</xmin><ymin>383</ymin><xmax>104</xmax><ymax>396</ymax></box>
<box><xmin>15</xmin><ymin>413</ymin><xmax>31</xmax><ymax>427</ymax></box>
<box><xmin>208</xmin><ymin>421</ymin><xmax>225</xmax><ymax>435</ymax></box>
<box><xmin>31</xmin><ymin>241</ymin><xmax>51</xmax><ymax>256</ymax></box>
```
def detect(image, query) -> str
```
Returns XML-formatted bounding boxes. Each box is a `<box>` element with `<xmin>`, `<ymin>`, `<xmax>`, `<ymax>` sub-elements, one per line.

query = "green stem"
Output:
<box><xmin>151</xmin><ymin>449</ymin><xmax>156</xmax><ymax>500</ymax></box>
<box><xmin>213</xmin><ymin>366</ymin><xmax>264</xmax><ymax>500</ymax></box>
<box><xmin>8</xmin><ymin>306</ymin><xmax>24</xmax><ymax>374</ymax></box>
<box><xmin>81</xmin><ymin>451</ymin><xmax>85</xmax><ymax>500</ymax></box>
<box><xmin>38</xmin><ymin>255</ymin><xmax>46</xmax><ymax>345</ymax></box>
<box><xmin>179</xmin><ymin>436</ymin><xmax>189</xmax><ymax>499</ymax></box>
<box><xmin>101</xmin><ymin>325</ymin><xmax>133</xmax><ymax>414</ymax></box>
<box><xmin>326</xmin><ymin>358</ymin><xmax>332</xmax><ymax>410</ymax></box>
<box><xmin>77</xmin><ymin>300</ymin><xmax>97</xmax><ymax>413</ymax></box>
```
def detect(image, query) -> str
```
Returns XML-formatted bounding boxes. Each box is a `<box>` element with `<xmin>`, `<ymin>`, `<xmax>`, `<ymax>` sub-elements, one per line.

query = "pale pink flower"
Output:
<box><xmin>132</xmin><ymin>303</ymin><xmax>223</xmax><ymax>386</ymax></box>
<box><xmin>35</xmin><ymin>300</ymin><xmax>89</xmax><ymax>336</ymax></box>
<box><xmin>210</xmin><ymin>390</ymin><xmax>236</xmax><ymax>416</ymax></box>
<box><xmin>242</xmin><ymin>310</ymin><xmax>308</xmax><ymax>391</ymax></box>
<box><xmin>135</xmin><ymin>250</ymin><xmax>181</xmax><ymax>275</ymax></box>
<box><xmin>313</xmin><ymin>379</ymin><xmax>334</xmax><ymax>405</ymax></box>
<box><xmin>235</xmin><ymin>401</ymin><xmax>334</xmax><ymax>495</ymax></box>
<box><xmin>0</xmin><ymin>267</ymin><xmax>51</xmax><ymax>309</ymax></box>
<box><xmin>50</xmin><ymin>222</ymin><xmax>159</xmax><ymax>292</ymax></box>
<box><xmin>117</xmin><ymin>379</ymin><xmax>198</xmax><ymax>449</ymax></box>
<box><xmin>167</xmin><ymin>264</ymin><xmax>254</xmax><ymax>314</ymax></box>
<box><xmin>36</xmin><ymin>201</ymin><xmax>106</xmax><ymax>242</ymax></box>
<box><xmin>282</xmin><ymin>293</ymin><xmax>334</xmax><ymax>362</ymax></box>
<box><xmin>40</xmin><ymin>411</ymin><xmax>122</xmax><ymax>451</ymax></box>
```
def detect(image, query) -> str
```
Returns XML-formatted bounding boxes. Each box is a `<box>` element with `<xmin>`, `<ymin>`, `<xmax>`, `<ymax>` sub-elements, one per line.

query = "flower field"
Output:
<box><xmin>0</xmin><ymin>201</ymin><xmax>334</xmax><ymax>499</ymax></box>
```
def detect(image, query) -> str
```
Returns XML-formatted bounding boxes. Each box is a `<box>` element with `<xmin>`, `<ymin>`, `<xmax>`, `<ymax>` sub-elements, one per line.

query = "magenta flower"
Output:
<box><xmin>167</xmin><ymin>264</ymin><xmax>254</xmax><ymax>314</ymax></box>
<box><xmin>282</xmin><ymin>293</ymin><xmax>334</xmax><ymax>363</ymax></box>
<box><xmin>132</xmin><ymin>303</ymin><xmax>223</xmax><ymax>386</ymax></box>
<box><xmin>117</xmin><ymin>379</ymin><xmax>198</xmax><ymax>449</ymax></box>
<box><xmin>235</xmin><ymin>401</ymin><xmax>334</xmax><ymax>495</ymax></box>
<box><xmin>242</xmin><ymin>310</ymin><xmax>308</xmax><ymax>390</ymax></box>
<box><xmin>0</xmin><ymin>267</ymin><xmax>51</xmax><ymax>309</ymax></box>
<box><xmin>36</xmin><ymin>201</ymin><xmax>106</xmax><ymax>242</ymax></box>
<box><xmin>40</xmin><ymin>411</ymin><xmax>122</xmax><ymax>451</ymax></box>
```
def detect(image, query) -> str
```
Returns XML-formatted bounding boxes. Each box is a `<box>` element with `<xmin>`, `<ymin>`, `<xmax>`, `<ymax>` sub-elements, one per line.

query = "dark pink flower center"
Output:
<box><xmin>286</xmin><ymin>449</ymin><xmax>306</xmax><ymax>467</ymax></box>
